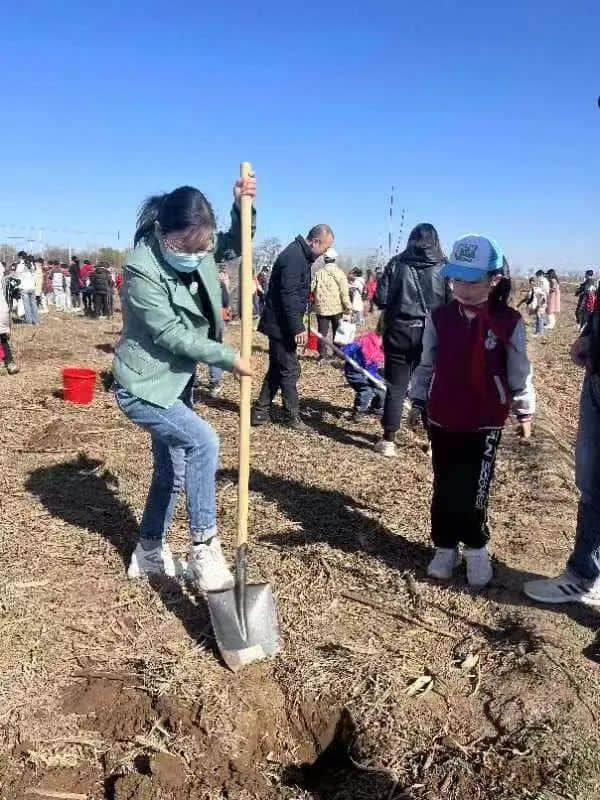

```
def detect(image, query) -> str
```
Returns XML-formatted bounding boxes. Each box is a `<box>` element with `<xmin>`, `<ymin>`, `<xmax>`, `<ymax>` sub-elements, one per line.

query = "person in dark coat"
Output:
<box><xmin>374</xmin><ymin>223</ymin><xmax>449</xmax><ymax>457</ymax></box>
<box><xmin>91</xmin><ymin>262</ymin><xmax>113</xmax><ymax>318</ymax></box>
<box><xmin>70</xmin><ymin>256</ymin><xmax>82</xmax><ymax>310</ymax></box>
<box><xmin>252</xmin><ymin>224</ymin><xmax>334</xmax><ymax>429</ymax></box>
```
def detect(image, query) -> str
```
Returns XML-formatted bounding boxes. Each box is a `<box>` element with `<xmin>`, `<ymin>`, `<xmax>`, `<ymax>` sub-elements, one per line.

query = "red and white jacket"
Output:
<box><xmin>410</xmin><ymin>300</ymin><xmax>535</xmax><ymax>432</ymax></box>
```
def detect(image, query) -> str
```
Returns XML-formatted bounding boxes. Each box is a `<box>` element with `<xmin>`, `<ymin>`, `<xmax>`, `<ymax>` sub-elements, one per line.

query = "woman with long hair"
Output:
<box><xmin>546</xmin><ymin>268</ymin><xmax>561</xmax><ymax>330</ymax></box>
<box><xmin>374</xmin><ymin>223</ymin><xmax>449</xmax><ymax>457</ymax></box>
<box><xmin>112</xmin><ymin>176</ymin><xmax>256</xmax><ymax>588</ymax></box>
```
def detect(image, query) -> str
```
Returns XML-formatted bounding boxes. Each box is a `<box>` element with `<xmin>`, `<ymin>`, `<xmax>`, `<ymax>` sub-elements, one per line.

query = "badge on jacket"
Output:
<box><xmin>484</xmin><ymin>329</ymin><xmax>498</xmax><ymax>350</ymax></box>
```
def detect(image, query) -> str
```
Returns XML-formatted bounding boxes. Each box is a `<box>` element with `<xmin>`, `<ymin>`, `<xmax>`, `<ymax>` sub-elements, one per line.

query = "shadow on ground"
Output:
<box><xmin>25</xmin><ymin>454</ymin><xmax>218</xmax><ymax>655</ymax></box>
<box><xmin>301</xmin><ymin>396</ymin><xmax>381</xmax><ymax>450</ymax></box>
<box><xmin>24</xmin><ymin>453</ymin><xmax>599</xmax><ymax>664</ymax></box>
<box><xmin>218</xmin><ymin>466</ymin><xmax>600</xmax><ymax>643</ymax></box>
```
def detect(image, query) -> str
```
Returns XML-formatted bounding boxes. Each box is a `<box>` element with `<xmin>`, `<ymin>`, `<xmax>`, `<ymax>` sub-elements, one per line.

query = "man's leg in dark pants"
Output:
<box><xmin>330</xmin><ymin>314</ymin><xmax>341</xmax><ymax>343</ymax></box>
<box><xmin>254</xmin><ymin>337</ymin><xmax>300</xmax><ymax>421</ymax></box>
<box><xmin>430</xmin><ymin>427</ymin><xmax>501</xmax><ymax>549</ymax></box>
<box><xmin>276</xmin><ymin>338</ymin><xmax>300</xmax><ymax>419</ymax></box>
<box><xmin>255</xmin><ymin>337</ymin><xmax>283</xmax><ymax>415</ymax></box>
<box><xmin>317</xmin><ymin>315</ymin><xmax>330</xmax><ymax>360</ymax></box>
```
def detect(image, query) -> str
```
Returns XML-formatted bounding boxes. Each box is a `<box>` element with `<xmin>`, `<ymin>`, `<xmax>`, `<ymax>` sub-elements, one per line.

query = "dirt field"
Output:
<box><xmin>1</xmin><ymin>291</ymin><xmax>599</xmax><ymax>800</ymax></box>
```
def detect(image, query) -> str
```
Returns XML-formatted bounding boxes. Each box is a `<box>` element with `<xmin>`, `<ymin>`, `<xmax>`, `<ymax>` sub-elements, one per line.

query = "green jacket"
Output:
<box><xmin>112</xmin><ymin>205</ymin><xmax>254</xmax><ymax>408</ymax></box>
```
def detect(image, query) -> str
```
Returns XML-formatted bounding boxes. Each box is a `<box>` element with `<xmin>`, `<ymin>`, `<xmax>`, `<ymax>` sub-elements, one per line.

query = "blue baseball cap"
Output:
<box><xmin>442</xmin><ymin>234</ymin><xmax>504</xmax><ymax>283</ymax></box>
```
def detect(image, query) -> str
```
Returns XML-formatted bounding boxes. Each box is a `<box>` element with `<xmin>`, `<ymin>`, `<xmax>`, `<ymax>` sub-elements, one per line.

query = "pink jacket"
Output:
<box><xmin>547</xmin><ymin>279</ymin><xmax>561</xmax><ymax>314</ymax></box>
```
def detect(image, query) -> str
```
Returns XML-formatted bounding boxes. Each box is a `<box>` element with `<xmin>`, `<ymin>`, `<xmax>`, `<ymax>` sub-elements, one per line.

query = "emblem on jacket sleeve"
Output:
<box><xmin>484</xmin><ymin>329</ymin><xmax>498</xmax><ymax>350</ymax></box>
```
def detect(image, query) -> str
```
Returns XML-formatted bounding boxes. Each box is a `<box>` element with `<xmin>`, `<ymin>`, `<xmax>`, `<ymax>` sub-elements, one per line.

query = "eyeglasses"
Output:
<box><xmin>161</xmin><ymin>233</ymin><xmax>215</xmax><ymax>255</ymax></box>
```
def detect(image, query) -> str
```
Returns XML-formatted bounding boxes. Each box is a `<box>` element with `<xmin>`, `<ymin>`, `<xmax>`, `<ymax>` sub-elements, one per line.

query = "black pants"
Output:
<box><xmin>430</xmin><ymin>426</ymin><xmax>502</xmax><ymax>549</ymax></box>
<box><xmin>0</xmin><ymin>333</ymin><xmax>14</xmax><ymax>365</ymax></box>
<box><xmin>94</xmin><ymin>293</ymin><xmax>109</xmax><ymax>317</ymax></box>
<box><xmin>382</xmin><ymin>327</ymin><xmax>424</xmax><ymax>435</ymax></box>
<box><xmin>71</xmin><ymin>291</ymin><xmax>81</xmax><ymax>309</ymax></box>
<box><xmin>83</xmin><ymin>292</ymin><xmax>93</xmax><ymax>314</ymax></box>
<box><xmin>317</xmin><ymin>314</ymin><xmax>342</xmax><ymax>358</ymax></box>
<box><xmin>256</xmin><ymin>337</ymin><xmax>300</xmax><ymax>417</ymax></box>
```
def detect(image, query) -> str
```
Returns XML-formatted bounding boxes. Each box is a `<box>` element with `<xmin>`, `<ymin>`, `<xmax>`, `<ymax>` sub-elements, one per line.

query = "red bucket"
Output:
<box><xmin>307</xmin><ymin>331</ymin><xmax>319</xmax><ymax>352</ymax></box>
<box><xmin>62</xmin><ymin>367</ymin><xmax>97</xmax><ymax>405</ymax></box>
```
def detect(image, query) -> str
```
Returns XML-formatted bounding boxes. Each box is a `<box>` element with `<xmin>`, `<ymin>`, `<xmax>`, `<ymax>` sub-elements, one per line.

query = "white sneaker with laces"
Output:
<box><xmin>523</xmin><ymin>571</ymin><xmax>600</xmax><ymax>608</ymax></box>
<box><xmin>128</xmin><ymin>541</ymin><xmax>184</xmax><ymax>579</ymax></box>
<box><xmin>374</xmin><ymin>439</ymin><xmax>397</xmax><ymax>458</ymax></box>
<box><xmin>464</xmin><ymin>546</ymin><xmax>494</xmax><ymax>588</ymax></box>
<box><xmin>427</xmin><ymin>548</ymin><xmax>461</xmax><ymax>580</ymax></box>
<box><xmin>187</xmin><ymin>537</ymin><xmax>234</xmax><ymax>592</ymax></box>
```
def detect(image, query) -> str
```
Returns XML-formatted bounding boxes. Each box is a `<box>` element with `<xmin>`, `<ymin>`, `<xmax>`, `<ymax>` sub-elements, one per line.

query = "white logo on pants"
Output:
<box><xmin>476</xmin><ymin>430</ymin><xmax>500</xmax><ymax>510</ymax></box>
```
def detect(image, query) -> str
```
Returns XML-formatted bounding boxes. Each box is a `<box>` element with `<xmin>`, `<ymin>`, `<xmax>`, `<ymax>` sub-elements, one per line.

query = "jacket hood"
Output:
<box><xmin>398</xmin><ymin>223</ymin><xmax>445</xmax><ymax>266</ymax></box>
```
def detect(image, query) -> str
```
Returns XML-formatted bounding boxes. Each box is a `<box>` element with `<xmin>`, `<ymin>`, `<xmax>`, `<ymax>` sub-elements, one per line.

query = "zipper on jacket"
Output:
<box><xmin>493</xmin><ymin>375</ymin><xmax>507</xmax><ymax>405</ymax></box>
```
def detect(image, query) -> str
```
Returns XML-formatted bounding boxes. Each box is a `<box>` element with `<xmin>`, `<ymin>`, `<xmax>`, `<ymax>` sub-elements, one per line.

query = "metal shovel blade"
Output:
<box><xmin>207</xmin><ymin>579</ymin><xmax>281</xmax><ymax>672</ymax></box>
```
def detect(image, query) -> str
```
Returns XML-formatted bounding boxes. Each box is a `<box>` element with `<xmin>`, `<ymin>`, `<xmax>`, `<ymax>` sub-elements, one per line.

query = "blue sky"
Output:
<box><xmin>1</xmin><ymin>0</ymin><xmax>598</xmax><ymax>270</ymax></box>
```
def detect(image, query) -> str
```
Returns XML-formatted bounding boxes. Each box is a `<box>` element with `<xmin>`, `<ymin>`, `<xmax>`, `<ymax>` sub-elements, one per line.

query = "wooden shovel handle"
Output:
<box><xmin>238</xmin><ymin>161</ymin><xmax>253</xmax><ymax>548</ymax></box>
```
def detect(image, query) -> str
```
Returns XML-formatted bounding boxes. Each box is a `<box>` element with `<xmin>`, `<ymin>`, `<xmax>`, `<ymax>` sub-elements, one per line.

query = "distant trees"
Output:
<box><xmin>254</xmin><ymin>237</ymin><xmax>282</xmax><ymax>268</ymax></box>
<box><xmin>97</xmin><ymin>247</ymin><xmax>127</xmax><ymax>267</ymax></box>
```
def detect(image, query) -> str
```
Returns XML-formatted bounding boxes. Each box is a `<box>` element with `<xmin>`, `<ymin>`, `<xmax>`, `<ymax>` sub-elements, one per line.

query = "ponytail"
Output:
<box><xmin>134</xmin><ymin>194</ymin><xmax>166</xmax><ymax>247</ymax></box>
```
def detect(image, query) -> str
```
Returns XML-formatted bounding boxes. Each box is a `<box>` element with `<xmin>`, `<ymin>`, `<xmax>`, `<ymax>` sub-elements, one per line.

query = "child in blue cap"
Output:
<box><xmin>410</xmin><ymin>234</ymin><xmax>536</xmax><ymax>588</ymax></box>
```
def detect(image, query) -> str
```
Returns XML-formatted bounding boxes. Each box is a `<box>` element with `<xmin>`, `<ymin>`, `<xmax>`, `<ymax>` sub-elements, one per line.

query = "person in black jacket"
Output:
<box><xmin>374</xmin><ymin>223</ymin><xmax>448</xmax><ymax>457</ymax></box>
<box><xmin>70</xmin><ymin>256</ymin><xmax>82</xmax><ymax>310</ymax></box>
<box><xmin>91</xmin><ymin>262</ymin><xmax>113</xmax><ymax>318</ymax></box>
<box><xmin>252</xmin><ymin>224</ymin><xmax>334</xmax><ymax>430</ymax></box>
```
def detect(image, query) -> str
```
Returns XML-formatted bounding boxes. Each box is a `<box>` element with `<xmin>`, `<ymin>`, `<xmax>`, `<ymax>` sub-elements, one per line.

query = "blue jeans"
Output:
<box><xmin>208</xmin><ymin>365</ymin><xmax>223</xmax><ymax>387</ymax></box>
<box><xmin>345</xmin><ymin>364</ymin><xmax>385</xmax><ymax>413</ymax></box>
<box><xmin>22</xmin><ymin>291</ymin><xmax>39</xmax><ymax>325</ymax></box>
<box><xmin>115</xmin><ymin>382</ymin><xmax>219</xmax><ymax>543</ymax></box>
<box><xmin>568</xmin><ymin>374</ymin><xmax>600</xmax><ymax>584</ymax></box>
<box><xmin>535</xmin><ymin>311</ymin><xmax>545</xmax><ymax>336</ymax></box>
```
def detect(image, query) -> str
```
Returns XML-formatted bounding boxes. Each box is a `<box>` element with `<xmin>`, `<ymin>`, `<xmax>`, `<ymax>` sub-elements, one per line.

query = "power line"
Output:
<box><xmin>0</xmin><ymin>223</ymin><xmax>121</xmax><ymax>240</ymax></box>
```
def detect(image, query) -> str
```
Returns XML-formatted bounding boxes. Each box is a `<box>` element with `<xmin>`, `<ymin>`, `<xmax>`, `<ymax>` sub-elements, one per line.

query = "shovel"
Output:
<box><xmin>311</xmin><ymin>329</ymin><xmax>388</xmax><ymax>392</ymax></box>
<box><xmin>207</xmin><ymin>161</ymin><xmax>281</xmax><ymax>672</ymax></box>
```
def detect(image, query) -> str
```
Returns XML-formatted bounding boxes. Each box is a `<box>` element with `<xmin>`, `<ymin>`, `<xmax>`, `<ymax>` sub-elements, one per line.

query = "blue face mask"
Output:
<box><xmin>159</xmin><ymin>242</ymin><xmax>210</xmax><ymax>274</ymax></box>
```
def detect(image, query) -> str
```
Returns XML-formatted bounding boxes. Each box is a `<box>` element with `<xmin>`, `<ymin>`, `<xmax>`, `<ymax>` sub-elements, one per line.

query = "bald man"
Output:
<box><xmin>252</xmin><ymin>225</ymin><xmax>334</xmax><ymax>430</ymax></box>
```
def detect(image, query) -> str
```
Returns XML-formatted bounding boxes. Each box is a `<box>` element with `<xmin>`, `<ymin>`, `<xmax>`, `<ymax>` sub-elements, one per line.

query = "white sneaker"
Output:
<box><xmin>464</xmin><ymin>546</ymin><xmax>494</xmax><ymax>588</ymax></box>
<box><xmin>128</xmin><ymin>541</ymin><xmax>184</xmax><ymax>579</ymax></box>
<box><xmin>374</xmin><ymin>438</ymin><xmax>397</xmax><ymax>458</ymax></box>
<box><xmin>187</xmin><ymin>537</ymin><xmax>234</xmax><ymax>592</ymax></box>
<box><xmin>523</xmin><ymin>571</ymin><xmax>600</xmax><ymax>609</ymax></box>
<box><xmin>427</xmin><ymin>548</ymin><xmax>461</xmax><ymax>580</ymax></box>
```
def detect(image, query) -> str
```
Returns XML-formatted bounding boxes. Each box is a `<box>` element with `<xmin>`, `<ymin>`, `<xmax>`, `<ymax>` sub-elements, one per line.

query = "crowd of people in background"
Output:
<box><xmin>0</xmin><ymin>251</ymin><xmax>123</xmax><ymax>328</ymax></box>
<box><xmin>517</xmin><ymin>267</ymin><xmax>562</xmax><ymax>336</ymax></box>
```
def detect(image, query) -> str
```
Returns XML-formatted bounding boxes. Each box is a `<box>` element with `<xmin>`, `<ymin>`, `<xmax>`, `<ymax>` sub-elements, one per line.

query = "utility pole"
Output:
<box><xmin>395</xmin><ymin>208</ymin><xmax>406</xmax><ymax>254</ymax></box>
<box><xmin>388</xmin><ymin>186</ymin><xmax>394</xmax><ymax>258</ymax></box>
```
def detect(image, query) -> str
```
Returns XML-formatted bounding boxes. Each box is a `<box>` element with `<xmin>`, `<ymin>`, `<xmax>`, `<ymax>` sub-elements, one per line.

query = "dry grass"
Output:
<box><xmin>0</xmin><ymin>292</ymin><xmax>598</xmax><ymax>800</ymax></box>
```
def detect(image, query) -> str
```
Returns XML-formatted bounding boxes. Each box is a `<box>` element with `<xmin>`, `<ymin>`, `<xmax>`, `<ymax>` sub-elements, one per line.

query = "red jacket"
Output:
<box><xmin>426</xmin><ymin>301</ymin><xmax>525</xmax><ymax>431</ymax></box>
<box><xmin>80</xmin><ymin>264</ymin><xmax>94</xmax><ymax>283</ymax></box>
<box><xmin>365</xmin><ymin>278</ymin><xmax>377</xmax><ymax>300</ymax></box>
